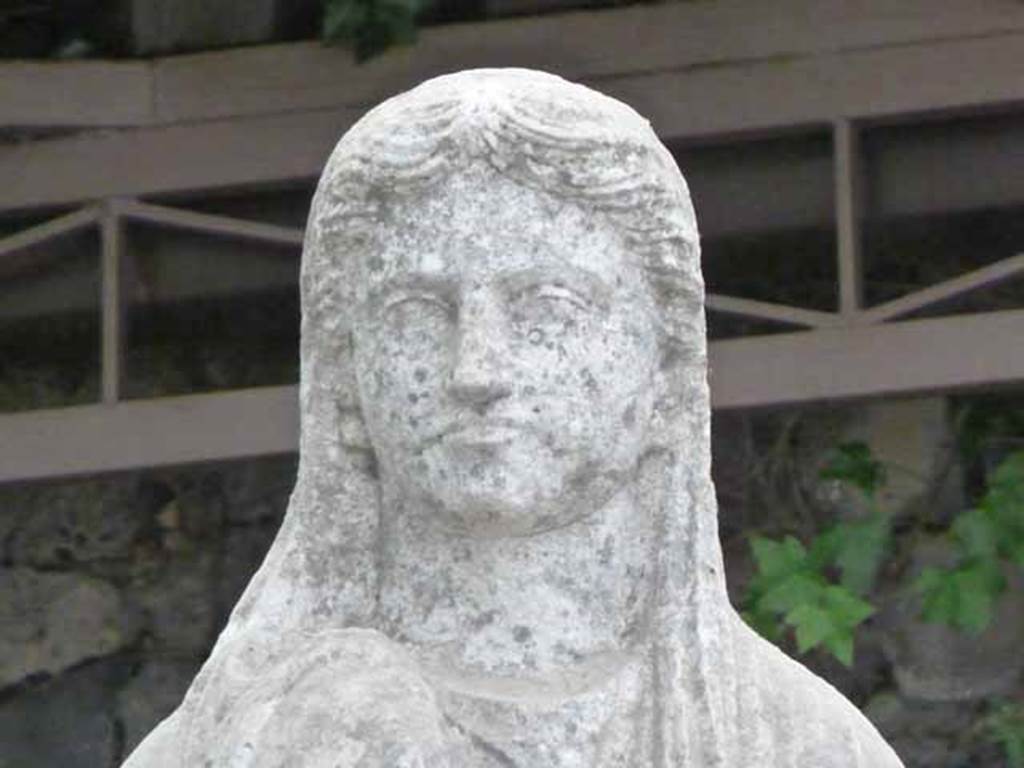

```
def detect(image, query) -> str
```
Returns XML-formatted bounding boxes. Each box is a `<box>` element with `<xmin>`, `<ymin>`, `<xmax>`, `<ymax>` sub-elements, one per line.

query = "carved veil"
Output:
<box><xmin>126</xmin><ymin>69</ymin><xmax>901</xmax><ymax>768</ymax></box>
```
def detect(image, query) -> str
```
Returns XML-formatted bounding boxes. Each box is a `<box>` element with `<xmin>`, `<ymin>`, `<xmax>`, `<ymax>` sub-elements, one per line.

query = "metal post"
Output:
<box><xmin>834</xmin><ymin>117</ymin><xmax>864</xmax><ymax>321</ymax></box>
<box><xmin>100</xmin><ymin>200</ymin><xmax>125</xmax><ymax>404</ymax></box>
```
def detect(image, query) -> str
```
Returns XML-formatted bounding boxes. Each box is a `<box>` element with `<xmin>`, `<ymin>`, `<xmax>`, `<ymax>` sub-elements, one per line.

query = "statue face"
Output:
<box><xmin>350</xmin><ymin>166</ymin><xmax>662</xmax><ymax>537</ymax></box>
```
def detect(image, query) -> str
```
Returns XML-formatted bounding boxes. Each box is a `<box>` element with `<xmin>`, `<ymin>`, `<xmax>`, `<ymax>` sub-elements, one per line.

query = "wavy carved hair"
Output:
<box><xmin>184</xmin><ymin>70</ymin><xmax>740</xmax><ymax>768</ymax></box>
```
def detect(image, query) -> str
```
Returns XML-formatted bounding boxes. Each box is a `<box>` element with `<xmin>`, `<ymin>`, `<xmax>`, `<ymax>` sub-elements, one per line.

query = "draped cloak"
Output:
<box><xmin>123</xmin><ymin>69</ymin><xmax>904</xmax><ymax>768</ymax></box>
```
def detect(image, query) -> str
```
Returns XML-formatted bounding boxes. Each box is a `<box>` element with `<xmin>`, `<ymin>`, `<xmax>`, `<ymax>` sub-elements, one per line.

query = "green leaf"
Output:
<box><xmin>917</xmin><ymin>567</ymin><xmax>960</xmax><ymax>626</ymax></box>
<box><xmin>833</xmin><ymin>513</ymin><xmax>890</xmax><ymax>595</ymax></box>
<box><xmin>808</xmin><ymin>526</ymin><xmax>842</xmax><ymax>569</ymax></box>
<box><xmin>819</xmin><ymin>441</ymin><xmax>887</xmax><ymax>499</ymax></box>
<box><xmin>984</xmin><ymin>453</ymin><xmax>1024</xmax><ymax>513</ymax></box>
<box><xmin>823</xmin><ymin>631</ymin><xmax>855</xmax><ymax>668</ymax></box>
<box><xmin>917</xmin><ymin>562</ymin><xmax>1004</xmax><ymax>634</ymax></box>
<box><xmin>759</xmin><ymin>572</ymin><xmax>823</xmax><ymax>614</ymax></box>
<box><xmin>913</xmin><ymin>566</ymin><xmax>946</xmax><ymax>595</ymax></box>
<box><xmin>1011</xmin><ymin>539</ymin><xmax>1024</xmax><ymax>568</ymax></box>
<box><xmin>982</xmin><ymin>451</ymin><xmax>1024</xmax><ymax>563</ymax></box>
<box><xmin>951</xmin><ymin>564</ymin><xmax>1004</xmax><ymax>634</ymax></box>
<box><xmin>989</xmin><ymin>450</ymin><xmax>1024</xmax><ymax>496</ymax></box>
<box><xmin>955</xmin><ymin>587</ymin><xmax>993</xmax><ymax>634</ymax></box>
<box><xmin>786</xmin><ymin>603</ymin><xmax>835</xmax><ymax>654</ymax></box>
<box><xmin>744</xmin><ymin>532</ymin><xmax>873</xmax><ymax>667</ymax></box>
<box><xmin>321</xmin><ymin>0</ymin><xmax>426</xmax><ymax>61</ymax></box>
<box><xmin>821</xmin><ymin>585</ymin><xmax>875</xmax><ymax>629</ymax></box>
<box><xmin>741</xmin><ymin>608</ymin><xmax>782</xmax><ymax>643</ymax></box>
<box><xmin>750</xmin><ymin>535</ymin><xmax>807</xmax><ymax>582</ymax></box>
<box><xmin>952</xmin><ymin>509</ymin><xmax>999</xmax><ymax>560</ymax></box>
<box><xmin>323</xmin><ymin>0</ymin><xmax>367</xmax><ymax>43</ymax></box>
<box><xmin>984</xmin><ymin>702</ymin><xmax>1024</xmax><ymax>768</ymax></box>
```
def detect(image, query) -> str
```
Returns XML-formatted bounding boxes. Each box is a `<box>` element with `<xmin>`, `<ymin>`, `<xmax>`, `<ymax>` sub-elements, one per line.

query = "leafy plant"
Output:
<box><xmin>743</xmin><ymin>535</ymin><xmax>873</xmax><ymax>665</ymax></box>
<box><xmin>322</xmin><ymin>0</ymin><xmax>428</xmax><ymax>61</ymax></box>
<box><xmin>743</xmin><ymin>440</ymin><xmax>1024</xmax><ymax>667</ymax></box>
<box><xmin>914</xmin><ymin>450</ymin><xmax>1024</xmax><ymax>634</ymax></box>
<box><xmin>819</xmin><ymin>440</ymin><xmax>887</xmax><ymax>498</ymax></box>
<box><xmin>984</xmin><ymin>700</ymin><xmax>1024</xmax><ymax>768</ymax></box>
<box><xmin>743</xmin><ymin>442</ymin><xmax>887</xmax><ymax>666</ymax></box>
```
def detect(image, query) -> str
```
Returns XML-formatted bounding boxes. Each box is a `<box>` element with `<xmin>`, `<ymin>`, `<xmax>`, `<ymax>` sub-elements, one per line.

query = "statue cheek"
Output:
<box><xmin>359</xmin><ymin>331</ymin><xmax>448</xmax><ymax>411</ymax></box>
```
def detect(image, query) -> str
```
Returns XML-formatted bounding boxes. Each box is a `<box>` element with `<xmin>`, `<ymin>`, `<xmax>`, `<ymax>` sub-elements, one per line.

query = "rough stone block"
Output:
<box><xmin>116</xmin><ymin>659</ymin><xmax>201</xmax><ymax>757</ymax></box>
<box><xmin>0</xmin><ymin>661</ymin><xmax>121</xmax><ymax>768</ymax></box>
<box><xmin>125</xmin><ymin>0</ymin><xmax>282</xmax><ymax>55</ymax></box>
<box><xmin>1</xmin><ymin>476</ymin><xmax>148</xmax><ymax>566</ymax></box>
<box><xmin>133</xmin><ymin>552</ymin><xmax>216</xmax><ymax>654</ymax></box>
<box><xmin>217</xmin><ymin>455</ymin><xmax>297</xmax><ymax>526</ymax></box>
<box><xmin>218</xmin><ymin>523</ymin><xmax>278</xmax><ymax>625</ymax></box>
<box><xmin>122</xmin><ymin>70</ymin><xmax>904</xmax><ymax>767</ymax></box>
<box><xmin>880</xmin><ymin>537</ymin><xmax>1024</xmax><ymax>701</ymax></box>
<box><xmin>0</xmin><ymin>568</ymin><xmax>137</xmax><ymax>689</ymax></box>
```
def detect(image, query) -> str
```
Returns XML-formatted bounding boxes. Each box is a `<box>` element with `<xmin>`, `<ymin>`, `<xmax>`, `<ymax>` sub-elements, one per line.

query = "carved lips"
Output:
<box><xmin>438</xmin><ymin>419</ymin><xmax>525</xmax><ymax>451</ymax></box>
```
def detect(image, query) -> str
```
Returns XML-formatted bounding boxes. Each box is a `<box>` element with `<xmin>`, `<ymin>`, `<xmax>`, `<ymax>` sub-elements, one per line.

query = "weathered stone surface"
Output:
<box><xmin>0</xmin><ymin>568</ymin><xmax>136</xmax><ymax>689</ymax></box>
<box><xmin>159</xmin><ymin>455</ymin><xmax>294</xmax><ymax>536</ymax></box>
<box><xmin>839</xmin><ymin>398</ymin><xmax>964</xmax><ymax>525</ymax></box>
<box><xmin>217</xmin><ymin>456</ymin><xmax>296</xmax><ymax>525</ymax></box>
<box><xmin>217</xmin><ymin>523</ymin><xmax>279</xmax><ymax>625</ymax></box>
<box><xmin>0</xmin><ymin>661</ymin><xmax>121</xmax><ymax>768</ymax></box>
<box><xmin>1</xmin><ymin>476</ymin><xmax>147</xmax><ymax>566</ymax></box>
<box><xmin>116</xmin><ymin>659</ymin><xmax>201</xmax><ymax>757</ymax></box>
<box><xmin>124</xmin><ymin>70</ymin><xmax>904</xmax><ymax>767</ymax></box>
<box><xmin>863</xmin><ymin>690</ymin><xmax>1007</xmax><ymax>768</ymax></box>
<box><xmin>125</xmin><ymin>0</ymin><xmax>281</xmax><ymax>55</ymax></box>
<box><xmin>880</xmin><ymin>536</ymin><xmax>1024</xmax><ymax>701</ymax></box>
<box><xmin>133</xmin><ymin>552</ymin><xmax>216</xmax><ymax>653</ymax></box>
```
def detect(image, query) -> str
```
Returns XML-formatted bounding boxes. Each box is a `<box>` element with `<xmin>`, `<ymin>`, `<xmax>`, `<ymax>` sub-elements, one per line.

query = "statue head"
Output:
<box><xmin>141</xmin><ymin>71</ymin><xmax>902</xmax><ymax>768</ymax></box>
<box><xmin>302</xmin><ymin>69</ymin><xmax>707</xmax><ymax>538</ymax></box>
<box><xmin>182</xmin><ymin>70</ymin><xmax>738</xmax><ymax>767</ymax></box>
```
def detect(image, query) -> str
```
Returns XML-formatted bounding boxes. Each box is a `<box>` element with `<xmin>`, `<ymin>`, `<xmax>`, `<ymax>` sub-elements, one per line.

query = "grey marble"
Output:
<box><xmin>123</xmin><ymin>68</ymin><xmax>903</xmax><ymax>767</ymax></box>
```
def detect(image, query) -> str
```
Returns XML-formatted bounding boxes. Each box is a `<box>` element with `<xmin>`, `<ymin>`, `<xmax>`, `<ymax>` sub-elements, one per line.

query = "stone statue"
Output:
<box><xmin>124</xmin><ymin>69</ymin><xmax>903</xmax><ymax>767</ymax></box>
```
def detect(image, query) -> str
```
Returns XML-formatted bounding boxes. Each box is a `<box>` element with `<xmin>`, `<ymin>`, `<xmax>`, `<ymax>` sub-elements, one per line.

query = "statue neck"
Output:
<box><xmin>377</xmin><ymin>485</ymin><xmax>654</xmax><ymax>687</ymax></box>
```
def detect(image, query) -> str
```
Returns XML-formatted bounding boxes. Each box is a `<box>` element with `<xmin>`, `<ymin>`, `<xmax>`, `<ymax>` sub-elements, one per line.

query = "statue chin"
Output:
<box><xmin>122</xmin><ymin>69</ymin><xmax>906</xmax><ymax>768</ymax></box>
<box><xmin>423</xmin><ymin>491</ymin><xmax>584</xmax><ymax>538</ymax></box>
<box><xmin>411</xmin><ymin>463</ymin><xmax>627</xmax><ymax>539</ymax></box>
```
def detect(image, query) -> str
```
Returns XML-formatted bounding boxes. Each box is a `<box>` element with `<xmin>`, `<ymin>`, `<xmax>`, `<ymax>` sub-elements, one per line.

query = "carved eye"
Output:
<box><xmin>509</xmin><ymin>283</ymin><xmax>592</xmax><ymax>345</ymax></box>
<box><xmin>532</xmin><ymin>284</ymin><xmax>591</xmax><ymax>311</ymax></box>
<box><xmin>382</xmin><ymin>292</ymin><xmax>454</xmax><ymax>332</ymax></box>
<box><xmin>512</xmin><ymin>283</ymin><xmax>592</xmax><ymax>316</ymax></box>
<box><xmin>384</xmin><ymin>292</ymin><xmax>452</xmax><ymax>315</ymax></box>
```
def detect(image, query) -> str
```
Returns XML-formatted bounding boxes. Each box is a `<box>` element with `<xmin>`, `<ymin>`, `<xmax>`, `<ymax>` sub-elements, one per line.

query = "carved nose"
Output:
<box><xmin>447</xmin><ymin>304</ymin><xmax>513</xmax><ymax>407</ymax></box>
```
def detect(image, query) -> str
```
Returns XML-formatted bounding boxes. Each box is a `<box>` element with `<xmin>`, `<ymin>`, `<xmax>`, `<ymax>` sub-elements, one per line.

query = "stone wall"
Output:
<box><xmin>714</xmin><ymin>400</ymin><xmax>1024</xmax><ymax>768</ymax></box>
<box><xmin>0</xmin><ymin>213</ymin><xmax>308</xmax><ymax>765</ymax></box>
<box><xmin>2</xmin><ymin>400</ymin><xmax>1021</xmax><ymax>765</ymax></box>
<box><xmin>0</xmin><ymin>455</ymin><xmax>296</xmax><ymax>766</ymax></box>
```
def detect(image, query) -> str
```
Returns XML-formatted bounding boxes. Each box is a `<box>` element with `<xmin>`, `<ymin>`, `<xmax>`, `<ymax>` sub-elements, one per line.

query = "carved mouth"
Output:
<box><xmin>415</xmin><ymin>418</ymin><xmax>531</xmax><ymax>455</ymax></box>
<box><xmin>441</xmin><ymin>422</ymin><xmax>523</xmax><ymax>449</ymax></box>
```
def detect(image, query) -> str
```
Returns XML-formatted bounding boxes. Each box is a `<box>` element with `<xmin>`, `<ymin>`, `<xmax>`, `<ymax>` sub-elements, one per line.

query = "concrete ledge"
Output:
<box><xmin>0</xmin><ymin>386</ymin><xmax>299</xmax><ymax>483</ymax></box>
<box><xmin>2</xmin><ymin>0</ymin><xmax>1023</xmax><ymax>129</ymax></box>
<box><xmin>4</xmin><ymin>309</ymin><xmax>1023</xmax><ymax>483</ymax></box>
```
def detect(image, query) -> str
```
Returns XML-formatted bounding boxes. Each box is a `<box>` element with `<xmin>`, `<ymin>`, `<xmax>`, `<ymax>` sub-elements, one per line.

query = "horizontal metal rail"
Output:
<box><xmin>860</xmin><ymin>252</ymin><xmax>1024</xmax><ymax>324</ymax></box>
<box><xmin>0</xmin><ymin>206</ymin><xmax>98</xmax><ymax>258</ymax></box>
<box><xmin>705</xmin><ymin>294</ymin><xmax>840</xmax><ymax>328</ymax></box>
<box><xmin>117</xmin><ymin>199</ymin><xmax>304</xmax><ymax>247</ymax></box>
<box><xmin>0</xmin><ymin>386</ymin><xmax>300</xmax><ymax>483</ymax></box>
<box><xmin>3</xmin><ymin>34</ymin><xmax>1023</xmax><ymax>214</ymax></box>
<box><xmin>4</xmin><ymin>308</ymin><xmax>1024</xmax><ymax>483</ymax></box>
<box><xmin>3</xmin><ymin>0</ymin><xmax>1021</xmax><ymax>131</ymax></box>
<box><xmin>709</xmin><ymin>308</ymin><xmax>1024</xmax><ymax>409</ymax></box>
<box><xmin>0</xmin><ymin>198</ymin><xmax>305</xmax><ymax>421</ymax></box>
<box><xmin>0</xmin><ymin>5</ymin><xmax>1021</xmax><ymax>482</ymax></box>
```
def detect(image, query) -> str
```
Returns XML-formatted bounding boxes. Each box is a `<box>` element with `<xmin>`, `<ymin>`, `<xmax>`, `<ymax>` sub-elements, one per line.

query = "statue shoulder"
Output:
<box><xmin>120</xmin><ymin>708</ymin><xmax>184</xmax><ymax>768</ymax></box>
<box><xmin>128</xmin><ymin>628</ymin><xmax>464</xmax><ymax>767</ymax></box>
<box><xmin>733</xmin><ymin>621</ymin><xmax>904</xmax><ymax>768</ymax></box>
<box><xmin>218</xmin><ymin>628</ymin><xmax>457</xmax><ymax>765</ymax></box>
